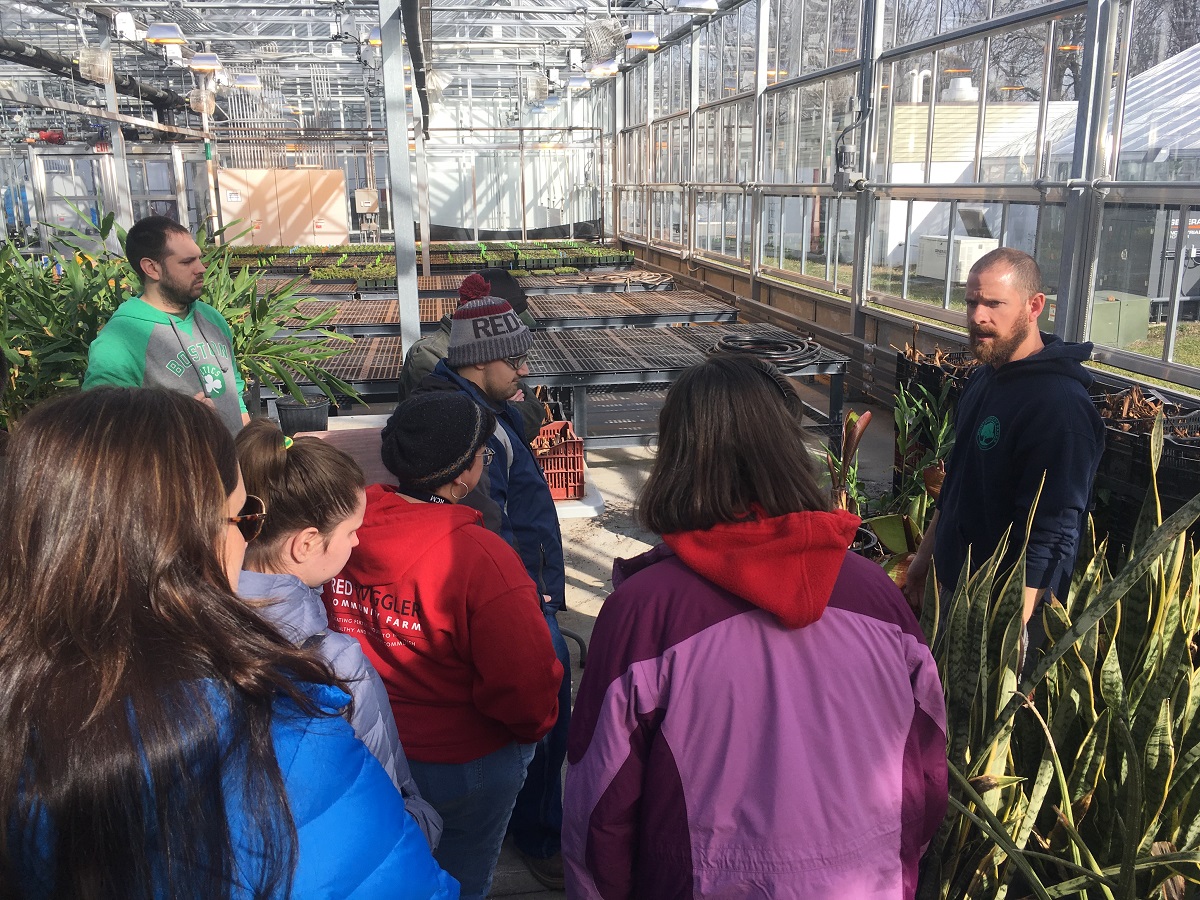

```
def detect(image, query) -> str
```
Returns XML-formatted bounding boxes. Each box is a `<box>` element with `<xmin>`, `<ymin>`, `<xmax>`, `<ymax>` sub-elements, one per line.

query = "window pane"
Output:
<box><xmin>870</xmin><ymin>197</ymin><xmax>911</xmax><ymax>298</ymax></box>
<box><xmin>145</xmin><ymin>160</ymin><xmax>174</xmax><ymax>193</ymax></box>
<box><xmin>1115</xmin><ymin>2</ymin><xmax>1200</xmax><ymax>181</ymax></box>
<box><xmin>878</xmin><ymin>52</ymin><xmax>934</xmax><ymax>182</ymax></box>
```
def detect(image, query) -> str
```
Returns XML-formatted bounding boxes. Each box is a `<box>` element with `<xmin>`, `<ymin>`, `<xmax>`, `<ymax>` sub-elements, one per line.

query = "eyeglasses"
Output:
<box><xmin>502</xmin><ymin>354</ymin><xmax>529</xmax><ymax>371</ymax></box>
<box><xmin>229</xmin><ymin>494</ymin><xmax>267</xmax><ymax>543</ymax></box>
<box><xmin>479</xmin><ymin>446</ymin><xmax>495</xmax><ymax>467</ymax></box>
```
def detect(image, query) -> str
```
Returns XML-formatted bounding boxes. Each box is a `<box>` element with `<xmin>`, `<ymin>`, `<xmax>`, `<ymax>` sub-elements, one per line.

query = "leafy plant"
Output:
<box><xmin>917</xmin><ymin>414</ymin><xmax>1200</xmax><ymax>899</ymax></box>
<box><xmin>826</xmin><ymin>409</ymin><xmax>872</xmax><ymax>515</ymax></box>
<box><xmin>883</xmin><ymin>382</ymin><xmax>956</xmax><ymax>530</ymax></box>
<box><xmin>199</xmin><ymin>230</ymin><xmax>359</xmax><ymax>405</ymax></box>
<box><xmin>0</xmin><ymin>210</ymin><xmax>132</xmax><ymax>428</ymax></box>
<box><xmin>309</xmin><ymin>265</ymin><xmax>361</xmax><ymax>282</ymax></box>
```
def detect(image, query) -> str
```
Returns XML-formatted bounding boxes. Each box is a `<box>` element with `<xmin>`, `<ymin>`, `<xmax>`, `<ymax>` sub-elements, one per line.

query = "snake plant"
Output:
<box><xmin>918</xmin><ymin>414</ymin><xmax>1200</xmax><ymax>899</ymax></box>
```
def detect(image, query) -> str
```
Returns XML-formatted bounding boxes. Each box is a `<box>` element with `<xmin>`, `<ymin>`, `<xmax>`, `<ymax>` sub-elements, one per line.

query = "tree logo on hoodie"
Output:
<box><xmin>977</xmin><ymin>415</ymin><xmax>1001</xmax><ymax>450</ymax></box>
<box><xmin>199</xmin><ymin>364</ymin><xmax>226</xmax><ymax>397</ymax></box>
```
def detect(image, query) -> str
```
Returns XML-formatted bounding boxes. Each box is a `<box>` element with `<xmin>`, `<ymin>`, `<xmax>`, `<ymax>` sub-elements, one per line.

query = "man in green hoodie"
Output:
<box><xmin>84</xmin><ymin>215</ymin><xmax>249</xmax><ymax>433</ymax></box>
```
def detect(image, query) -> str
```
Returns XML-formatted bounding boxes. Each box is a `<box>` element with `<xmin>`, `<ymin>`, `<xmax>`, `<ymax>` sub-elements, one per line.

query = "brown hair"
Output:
<box><xmin>235</xmin><ymin>419</ymin><xmax>365</xmax><ymax>570</ymax></box>
<box><xmin>971</xmin><ymin>247</ymin><xmax>1043</xmax><ymax>300</ymax></box>
<box><xmin>124</xmin><ymin>214</ymin><xmax>192</xmax><ymax>282</ymax></box>
<box><xmin>0</xmin><ymin>388</ymin><xmax>342</xmax><ymax>898</ymax></box>
<box><xmin>639</xmin><ymin>354</ymin><xmax>829</xmax><ymax>535</ymax></box>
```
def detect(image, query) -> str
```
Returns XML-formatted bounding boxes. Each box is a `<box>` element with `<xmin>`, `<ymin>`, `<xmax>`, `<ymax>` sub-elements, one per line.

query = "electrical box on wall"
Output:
<box><xmin>916</xmin><ymin>235</ymin><xmax>999</xmax><ymax>283</ymax></box>
<box><xmin>354</xmin><ymin>189</ymin><xmax>380</xmax><ymax>213</ymax></box>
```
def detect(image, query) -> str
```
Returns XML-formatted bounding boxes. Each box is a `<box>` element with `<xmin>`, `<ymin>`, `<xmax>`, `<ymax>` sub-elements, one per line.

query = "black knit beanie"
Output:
<box><xmin>380</xmin><ymin>393</ymin><xmax>496</xmax><ymax>492</ymax></box>
<box><xmin>477</xmin><ymin>267</ymin><xmax>529</xmax><ymax>315</ymax></box>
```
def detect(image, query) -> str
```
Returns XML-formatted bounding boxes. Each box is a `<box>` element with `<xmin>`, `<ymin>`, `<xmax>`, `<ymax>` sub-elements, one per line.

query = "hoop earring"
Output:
<box><xmin>450</xmin><ymin>481</ymin><xmax>468</xmax><ymax>501</ymax></box>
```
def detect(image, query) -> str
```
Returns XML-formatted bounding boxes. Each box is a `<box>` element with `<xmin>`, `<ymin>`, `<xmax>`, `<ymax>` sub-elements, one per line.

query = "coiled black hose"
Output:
<box><xmin>712</xmin><ymin>334</ymin><xmax>823</xmax><ymax>368</ymax></box>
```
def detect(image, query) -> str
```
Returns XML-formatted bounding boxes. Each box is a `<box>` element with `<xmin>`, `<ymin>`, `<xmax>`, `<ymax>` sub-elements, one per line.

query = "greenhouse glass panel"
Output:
<box><xmin>1114</xmin><ymin>4</ymin><xmax>1200</xmax><ymax>182</ymax></box>
<box><xmin>763</xmin><ymin>196</ymin><xmax>784</xmax><ymax>268</ymax></box>
<box><xmin>1092</xmin><ymin>203</ymin><xmax>1200</xmax><ymax>366</ymax></box>
<box><xmin>738</xmin><ymin>2</ymin><xmax>758</xmax><ymax>94</ymax></box>
<box><xmin>696</xmin><ymin>191</ymin><xmax>719</xmax><ymax>253</ymax></box>
<box><xmin>978</xmin><ymin>23</ymin><xmax>1055</xmax><ymax>183</ymax></box>
<box><xmin>877</xmin><ymin>52</ymin><xmax>934</xmax><ymax>183</ymax></box>
<box><xmin>871</xmin><ymin>198</ymin><xmax>911</xmax><ymax>299</ymax></box>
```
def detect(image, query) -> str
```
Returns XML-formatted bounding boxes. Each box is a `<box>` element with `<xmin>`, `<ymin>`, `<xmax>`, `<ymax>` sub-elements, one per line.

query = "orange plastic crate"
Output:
<box><xmin>533</xmin><ymin>421</ymin><xmax>585</xmax><ymax>501</ymax></box>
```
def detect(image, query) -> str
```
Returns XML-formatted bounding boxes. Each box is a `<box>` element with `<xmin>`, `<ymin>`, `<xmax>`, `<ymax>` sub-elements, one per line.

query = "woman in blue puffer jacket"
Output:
<box><xmin>0</xmin><ymin>387</ymin><xmax>458</xmax><ymax>900</ymax></box>
<box><xmin>235</xmin><ymin>418</ymin><xmax>442</xmax><ymax>851</ymax></box>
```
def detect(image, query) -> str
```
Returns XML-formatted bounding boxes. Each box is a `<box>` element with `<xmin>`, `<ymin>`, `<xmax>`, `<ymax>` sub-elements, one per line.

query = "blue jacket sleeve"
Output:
<box><xmin>272</xmin><ymin>691</ymin><xmax>459</xmax><ymax>899</ymax></box>
<box><xmin>320</xmin><ymin>633</ymin><xmax>445</xmax><ymax>852</ymax></box>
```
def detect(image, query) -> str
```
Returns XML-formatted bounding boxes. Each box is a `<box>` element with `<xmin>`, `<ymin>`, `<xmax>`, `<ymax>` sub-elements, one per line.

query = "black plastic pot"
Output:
<box><xmin>849</xmin><ymin>525</ymin><xmax>882</xmax><ymax>559</ymax></box>
<box><xmin>275</xmin><ymin>395</ymin><xmax>330</xmax><ymax>436</ymax></box>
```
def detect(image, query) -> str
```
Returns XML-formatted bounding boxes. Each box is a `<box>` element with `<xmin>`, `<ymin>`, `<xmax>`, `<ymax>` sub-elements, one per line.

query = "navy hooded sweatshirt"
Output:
<box><xmin>934</xmin><ymin>333</ymin><xmax>1104</xmax><ymax>599</ymax></box>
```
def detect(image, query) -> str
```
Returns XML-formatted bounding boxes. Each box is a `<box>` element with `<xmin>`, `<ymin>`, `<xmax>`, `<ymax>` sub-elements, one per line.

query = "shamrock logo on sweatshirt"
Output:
<box><xmin>200</xmin><ymin>364</ymin><xmax>226</xmax><ymax>397</ymax></box>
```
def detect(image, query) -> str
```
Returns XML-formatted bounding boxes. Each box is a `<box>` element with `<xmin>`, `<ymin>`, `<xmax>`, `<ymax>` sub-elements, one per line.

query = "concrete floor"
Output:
<box><xmin>488</xmin><ymin>386</ymin><xmax>898</xmax><ymax>897</ymax></box>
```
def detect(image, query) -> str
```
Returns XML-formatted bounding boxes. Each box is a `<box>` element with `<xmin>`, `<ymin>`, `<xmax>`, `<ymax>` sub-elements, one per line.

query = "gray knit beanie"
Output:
<box><xmin>380</xmin><ymin>393</ymin><xmax>496</xmax><ymax>492</ymax></box>
<box><xmin>446</xmin><ymin>295</ymin><xmax>533</xmax><ymax>368</ymax></box>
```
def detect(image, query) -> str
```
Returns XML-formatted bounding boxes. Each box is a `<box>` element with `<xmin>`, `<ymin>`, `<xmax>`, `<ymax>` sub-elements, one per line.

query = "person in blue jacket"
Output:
<box><xmin>905</xmin><ymin>248</ymin><xmax>1105</xmax><ymax>635</ymax></box>
<box><xmin>413</xmin><ymin>295</ymin><xmax>571</xmax><ymax>889</ymax></box>
<box><xmin>234</xmin><ymin>418</ymin><xmax>443</xmax><ymax>851</ymax></box>
<box><xmin>0</xmin><ymin>387</ymin><xmax>458</xmax><ymax>900</ymax></box>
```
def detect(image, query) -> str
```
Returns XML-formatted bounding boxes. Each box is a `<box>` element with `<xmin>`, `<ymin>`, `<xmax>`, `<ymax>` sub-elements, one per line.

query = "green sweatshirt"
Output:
<box><xmin>83</xmin><ymin>297</ymin><xmax>248</xmax><ymax>434</ymax></box>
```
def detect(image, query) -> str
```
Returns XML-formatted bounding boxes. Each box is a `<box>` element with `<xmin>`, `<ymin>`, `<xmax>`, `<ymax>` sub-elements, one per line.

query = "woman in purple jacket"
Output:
<box><xmin>563</xmin><ymin>354</ymin><xmax>948</xmax><ymax>900</ymax></box>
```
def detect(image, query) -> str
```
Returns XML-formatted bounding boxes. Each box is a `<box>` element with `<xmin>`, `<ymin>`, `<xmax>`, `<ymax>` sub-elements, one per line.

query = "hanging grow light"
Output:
<box><xmin>189</xmin><ymin>52</ymin><xmax>222</xmax><ymax>72</ymax></box>
<box><xmin>626</xmin><ymin>30</ymin><xmax>659</xmax><ymax>51</ymax></box>
<box><xmin>145</xmin><ymin>22</ymin><xmax>186</xmax><ymax>44</ymax></box>
<box><xmin>588</xmin><ymin>58</ymin><xmax>619</xmax><ymax>78</ymax></box>
<box><xmin>233</xmin><ymin>73</ymin><xmax>262</xmax><ymax>89</ymax></box>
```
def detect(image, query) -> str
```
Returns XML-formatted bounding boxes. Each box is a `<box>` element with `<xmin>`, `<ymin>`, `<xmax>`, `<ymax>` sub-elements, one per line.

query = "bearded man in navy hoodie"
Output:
<box><xmin>905</xmin><ymin>248</ymin><xmax>1104</xmax><ymax>631</ymax></box>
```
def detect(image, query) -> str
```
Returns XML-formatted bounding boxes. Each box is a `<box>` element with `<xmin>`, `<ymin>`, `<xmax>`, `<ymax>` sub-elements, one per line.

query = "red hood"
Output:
<box><xmin>346</xmin><ymin>483</ymin><xmax>483</xmax><ymax>585</ymax></box>
<box><xmin>663</xmin><ymin>509</ymin><xmax>861</xmax><ymax>629</ymax></box>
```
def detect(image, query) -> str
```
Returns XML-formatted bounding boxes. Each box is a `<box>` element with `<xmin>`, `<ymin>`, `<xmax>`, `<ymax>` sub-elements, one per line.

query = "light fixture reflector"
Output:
<box><xmin>626</xmin><ymin>30</ymin><xmax>659</xmax><ymax>51</ymax></box>
<box><xmin>233</xmin><ymin>73</ymin><xmax>262</xmax><ymax>90</ymax></box>
<box><xmin>145</xmin><ymin>22</ymin><xmax>186</xmax><ymax>44</ymax></box>
<box><xmin>189</xmin><ymin>52</ymin><xmax>222</xmax><ymax>72</ymax></box>
<box><xmin>587</xmin><ymin>58</ymin><xmax>619</xmax><ymax>78</ymax></box>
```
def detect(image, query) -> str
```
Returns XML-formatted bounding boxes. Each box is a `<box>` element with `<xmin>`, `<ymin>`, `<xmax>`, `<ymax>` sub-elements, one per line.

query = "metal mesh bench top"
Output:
<box><xmin>317</xmin><ymin>323</ymin><xmax>845</xmax><ymax>385</ymax></box>
<box><xmin>290</xmin><ymin>291</ymin><xmax>730</xmax><ymax>329</ymax></box>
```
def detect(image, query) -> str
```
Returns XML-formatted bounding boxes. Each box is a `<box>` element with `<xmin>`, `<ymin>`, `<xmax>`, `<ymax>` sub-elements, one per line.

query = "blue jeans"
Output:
<box><xmin>509</xmin><ymin>611</ymin><xmax>572</xmax><ymax>860</ymax></box>
<box><xmin>410</xmin><ymin>741</ymin><xmax>536</xmax><ymax>900</ymax></box>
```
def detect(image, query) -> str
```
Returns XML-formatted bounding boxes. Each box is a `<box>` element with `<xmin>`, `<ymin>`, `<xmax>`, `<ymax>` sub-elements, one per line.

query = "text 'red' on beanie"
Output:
<box><xmin>446</xmin><ymin>295</ymin><xmax>533</xmax><ymax>368</ymax></box>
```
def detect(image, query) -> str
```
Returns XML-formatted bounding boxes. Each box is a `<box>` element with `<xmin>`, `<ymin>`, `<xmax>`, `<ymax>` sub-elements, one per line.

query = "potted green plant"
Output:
<box><xmin>915</xmin><ymin>416</ymin><xmax>1200</xmax><ymax>898</ymax></box>
<box><xmin>199</xmin><ymin>228</ymin><xmax>360</xmax><ymax>419</ymax></box>
<box><xmin>0</xmin><ymin>210</ymin><xmax>132</xmax><ymax>429</ymax></box>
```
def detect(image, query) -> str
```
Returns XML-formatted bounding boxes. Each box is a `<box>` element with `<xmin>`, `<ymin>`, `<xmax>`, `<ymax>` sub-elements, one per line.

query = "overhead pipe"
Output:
<box><xmin>0</xmin><ymin>36</ymin><xmax>187</xmax><ymax>111</ymax></box>
<box><xmin>399</xmin><ymin>0</ymin><xmax>430</xmax><ymax>136</ymax></box>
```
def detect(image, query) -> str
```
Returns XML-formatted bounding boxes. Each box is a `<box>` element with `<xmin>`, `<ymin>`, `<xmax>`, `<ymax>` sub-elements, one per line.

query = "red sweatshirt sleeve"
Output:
<box><xmin>466</xmin><ymin>539</ymin><xmax>563</xmax><ymax>743</ymax></box>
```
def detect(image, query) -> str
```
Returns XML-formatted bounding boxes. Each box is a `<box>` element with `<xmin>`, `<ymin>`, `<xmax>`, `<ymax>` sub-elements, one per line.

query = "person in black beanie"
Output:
<box><xmin>381</xmin><ymin>391</ymin><xmax>494</xmax><ymax>495</ymax></box>
<box><xmin>324</xmin><ymin>391</ymin><xmax>562</xmax><ymax>900</ymax></box>
<box><xmin>476</xmin><ymin>268</ymin><xmax>536</xmax><ymax>328</ymax></box>
<box><xmin>413</xmin><ymin>297</ymin><xmax>572</xmax><ymax>890</ymax></box>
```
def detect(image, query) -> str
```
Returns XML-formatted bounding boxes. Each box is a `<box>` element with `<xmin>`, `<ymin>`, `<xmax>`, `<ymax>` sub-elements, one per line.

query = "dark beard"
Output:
<box><xmin>160</xmin><ymin>278</ymin><xmax>201</xmax><ymax>312</ymax></box>
<box><xmin>970</xmin><ymin>316</ymin><xmax>1030</xmax><ymax>367</ymax></box>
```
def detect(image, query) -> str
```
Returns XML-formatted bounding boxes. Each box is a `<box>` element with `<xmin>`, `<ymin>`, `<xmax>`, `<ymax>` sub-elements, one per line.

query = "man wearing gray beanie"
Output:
<box><xmin>397</xmin><ymin>275</ymin><xmax>546</xmax><ymax>441</ymax></box>
<box><xmin>411</xmin><ymin>294</ymin><xmax>571</xmax><ymax>890</ymax></box>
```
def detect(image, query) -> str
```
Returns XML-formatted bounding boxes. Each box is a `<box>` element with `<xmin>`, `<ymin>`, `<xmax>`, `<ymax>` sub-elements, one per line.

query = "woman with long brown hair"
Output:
<box><xmin>0</xmin><ymin>387</ymin><xmax>457</xmax><ymax>899</ymax></box>
<box><xmin>563</xmin><ymin>354</ymin><xmax>948</xmax><ymax>899</ymax></box>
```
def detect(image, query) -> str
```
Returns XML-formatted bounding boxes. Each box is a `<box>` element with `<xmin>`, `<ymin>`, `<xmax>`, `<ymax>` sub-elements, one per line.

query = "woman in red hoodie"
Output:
<box><xmin>323</xmin><ymin>392</ymin><xmax>562</xmax><ymax>900</ymax></box>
